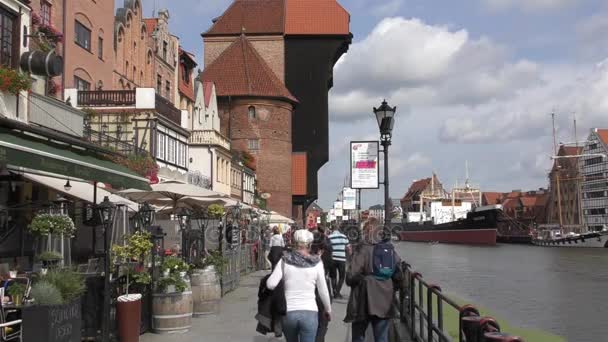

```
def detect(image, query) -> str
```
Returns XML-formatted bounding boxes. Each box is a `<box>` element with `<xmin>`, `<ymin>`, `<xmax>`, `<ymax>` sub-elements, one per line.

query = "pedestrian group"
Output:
<box><xmin>256</xmin><ymin>217</ymin><xmax>403</xmax><ymax>342</ymax></box>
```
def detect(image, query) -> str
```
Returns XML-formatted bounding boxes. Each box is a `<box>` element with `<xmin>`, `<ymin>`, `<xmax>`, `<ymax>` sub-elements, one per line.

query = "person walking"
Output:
<box><xmin>328</xmin><ymin>226</ymin><xmax>349</xmax><ymax>299</ymax></box>
<box><xmin>267</xmin><ymin>230</ymin><xmax>331</xmax><ymax>342</ymax></box>
<box><xmin>311</xmin><ymin>230</ymin><xmax>333</xmax><ymax>342</ymax></box>
<box><xmin>345</xmin><ymin>218</ymin><xmax>402</xmax><ymax>342</ymax></box>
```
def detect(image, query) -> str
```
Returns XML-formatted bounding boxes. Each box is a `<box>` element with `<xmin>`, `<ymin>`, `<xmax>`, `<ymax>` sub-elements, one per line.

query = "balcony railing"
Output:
<box><xmin>29</xmin><ymin>92</ymin><xmax>85</xmax><ymax>137</ymax></box>
<box><xmin>83</xmin><ymin>126</ymin><xmax>147</xmax><ymax>156</ymax></box>
<box><xmin>189</xmin><ymin>130</ymin><xmax>231</xmax><ymax>150</ymax></box>
<box><xmin>155</xmin><ymin>94</ymin><xmax>181</xmax><ymax>126</ymax></box>
<box><xmin>78</xmin><ymin>90</ymin><xmax>136</xmax><ymax>107</ymax></box>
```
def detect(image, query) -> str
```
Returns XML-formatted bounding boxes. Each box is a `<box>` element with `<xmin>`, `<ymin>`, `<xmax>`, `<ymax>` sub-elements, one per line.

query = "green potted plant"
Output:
<box><xmin>22</xmin><ymin>269</ymin><xmax>85</xmax><ymax>342</ymax></box>
<box><xmin>151</xmin><ymin>256</ymin><xmax>193</xmax><ymax>333</ymax></box>
<box><xmin>7</xmin><ymin>282</ymin><xmax>26</xmax><ymax>306</ymax></box>
<box><xmin>37</xmin><ymin>251</ymin><xmax>63</xmax><ymax>272</ymax></box>
<box><xmin>112</xmin><ymin>230</ymin><xmax>153</xmax><ymax>342</ymax></box>
<box><xmin>0</xmin><ymin>66</ymin><xmax>32</xmax><ymax>95</ymax></box>
<box><xmin>190</xmin><ymin>250</ymin><xmax>226</xmax><ymax>316</ymax></box>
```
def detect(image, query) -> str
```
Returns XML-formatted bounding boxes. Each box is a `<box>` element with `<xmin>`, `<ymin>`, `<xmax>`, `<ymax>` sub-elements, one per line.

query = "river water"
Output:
<box><xmin>394</xmin><ymin>242</ymin><xmax>608</xmax><ymax>342</ymax></box>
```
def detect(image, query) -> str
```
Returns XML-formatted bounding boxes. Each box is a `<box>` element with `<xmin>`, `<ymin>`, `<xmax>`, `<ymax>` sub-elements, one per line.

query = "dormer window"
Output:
<box><xmin>248</xmin><ymin>106</ymin><xmax>256</xmax><ymax>119</ymax></box>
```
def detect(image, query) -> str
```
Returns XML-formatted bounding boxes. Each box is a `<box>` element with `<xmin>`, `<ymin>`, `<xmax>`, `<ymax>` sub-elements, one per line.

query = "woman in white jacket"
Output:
<box><xmin>267</xmin><ymin>229</ymin><xmax>331</xmax><ymax>342</ymax></box>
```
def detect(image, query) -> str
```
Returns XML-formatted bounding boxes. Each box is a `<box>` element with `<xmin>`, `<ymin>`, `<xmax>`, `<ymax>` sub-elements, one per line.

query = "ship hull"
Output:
<box><xmin>398</xmin><ymin>228</ymin><xmax>497</xmax><ymax>245</ymax></box>
<box><xmin>532</xmin><ymin>231</ymin><xmax>608</xmax><ymax>248</ymax></box>
<box><xmin>396</xmin><ymin>207</ymin><xmax>500</xmax><ymax>245</ymax></box>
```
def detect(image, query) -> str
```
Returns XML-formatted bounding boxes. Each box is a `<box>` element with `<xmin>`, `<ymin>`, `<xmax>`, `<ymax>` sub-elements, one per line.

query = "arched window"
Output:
<box><xmin>133</xmin><ymin>66</ymin><xmax>136</xmax><ymax>80</ymax></box>
<box><xmin>140</xmin><ymin>71</ymin><xmax>144</xmax><ymax>85</ymax></box>
<box><xmin>248</xmin><ymin>106</ymin><xmax>256</xmax><ymax>119</ymax></box>
<box><xmin>147</xmin><ymin>51</ymin><xmax>152</xmax><ymax>65</ymax></box>
<box><xmin>125</xmin><ymin>61</ymin><xmax>129</xmax><ymax>75</ymax></box>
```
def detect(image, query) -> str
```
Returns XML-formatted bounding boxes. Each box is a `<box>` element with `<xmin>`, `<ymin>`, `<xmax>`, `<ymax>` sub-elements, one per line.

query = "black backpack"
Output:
<box><xmin>370</xmin><ymin>242</ymin><xmax>396</xmax><ymax>280</ymax></box>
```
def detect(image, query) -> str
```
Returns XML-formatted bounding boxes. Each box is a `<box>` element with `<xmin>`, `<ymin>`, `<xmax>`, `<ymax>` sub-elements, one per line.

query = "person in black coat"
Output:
<box><xmin>311</xmin><ymin>230</ymin><xmax>332</xmax><ymax>342</ymax></box>
<box><xmin>256</xmin><ymin>250</ymin><xmax>286</xmax><ymax>336</ymax></box>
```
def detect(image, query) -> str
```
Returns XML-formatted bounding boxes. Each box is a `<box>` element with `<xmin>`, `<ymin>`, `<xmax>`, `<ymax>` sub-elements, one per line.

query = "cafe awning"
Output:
<box><xmin>21</xmin><ymin>173</ymin><xmax>140</xmax><ymax>211</ymax></box>
<box><xmin>0</xmin><ymin>129</ymin><xmax>150</xmax><ymax>190</ymax></box>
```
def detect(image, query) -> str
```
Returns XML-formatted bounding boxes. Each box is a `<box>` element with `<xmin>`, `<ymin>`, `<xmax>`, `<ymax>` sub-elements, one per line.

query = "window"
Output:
<box><xmin>74</xmin><ymin>76</ymin><xmax>90</xmax><ymax>90</ymax></box>
<box><xmin>589</xmin><ymin>143</ymin><xmax>598</xmax><ymax>150</ymax></box>
<box><xmin>162</xmin><ymin>41</ymin><xmax>167</xmax><ymax>60</ymax></box>
<box><xmin>0</xmin><ymin>7</ymin><xmax>16</xmax><ymax>67</ymax></box>
<box><xmin>248</xmin><ymin>139</ymin><xmax>260</xmax><ymax>151</ymax></box>
<box><xmin>585</xmin><ymin>157</ymin><xmax>603</xmax><ymax>166</ymax></box>
<box><xmin>98</xmin><ymin>37</ymin><xmax>103</xmax><ymax>59</ymax></box>
<box><xmin>133</xmin><ymin>66</ymin><xmax>136</xmax><ymax>79</ymax></box>
<box><xmin>216</xmin><ymin>156</ymin><xmax>220</xmax><ymax>182</ymax></box>
<box><xmin>41</xmin><ymin>1</ymin><xmax>51</xmax><ymax>26</ymax></box>
<box><xmin>248</xmin><ymin>106</ymin><xmax>256</xmax><ymax>119</ymax></box>
<box><xmin>165</xmin><ymin>81</ymin><xmax>170</xmax><ymax>99</ymax></box>
<box><xmin>156</xmin><ymin>74</ymin><xmax>162</xmax><ymax>93</ymax></box>
<box><xmin>75</xmin><ymin>20</ymin><xmax>91</xmax><ymax>51</ymax></box>
<box><xmin>156</xmin><ymin>132</ymin><xmax>165</xmax><ymax>160</ymax></box>
<box><xmin>586</xmin><ymin>191</ymin><xmax>605</xmax><ymax>199</ymax></box>
<box><xmin>585</xmin><ymin>173</ymin><xmax>603</xmax><ymax>182</ymax></box>
<box><xmin>589</xmin><ymin>208</ymin><xmax>606</xmax><ymax>215</ymax></box>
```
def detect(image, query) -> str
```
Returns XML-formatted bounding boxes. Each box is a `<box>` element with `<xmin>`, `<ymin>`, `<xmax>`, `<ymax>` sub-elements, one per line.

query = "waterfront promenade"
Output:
<box><xmin>141</xmin><ymin>270</ymin><xmax>362</xmax><ymax>342</ymax></box>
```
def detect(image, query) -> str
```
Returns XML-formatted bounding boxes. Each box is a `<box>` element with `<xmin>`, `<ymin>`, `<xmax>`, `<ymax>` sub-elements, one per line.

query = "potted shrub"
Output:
<box><xmin>112</xmin><ymin>230</ymin><xmax>153</xmax><ymax>342</ymax></box>
<box><xmin>151</xmin><ymin>256</ymin><xmax>193</xmax><ymax>334</ymax></box>
<box><xmin>7</xmin><ymin>282</ymin><xmax>26</xmax><ymax>306</ymax></box>
<box><xmin>0</xmin><ymin>66</ymin><xmax>32</xmax><ymax>95</ymax></box>
<box><xmin>190</xmin><ymin>250</ymin><xmax>226</xmax><ymax>316</ymax></box>
<box><xmin>37</xmin><ymin>251</ymin><xmax>63</xmax><ymax>272</ymax></box>
<box><xmin>22</xmin><ymin>269</ymin><xmax>85</xmax><ymax>342</ymax></box>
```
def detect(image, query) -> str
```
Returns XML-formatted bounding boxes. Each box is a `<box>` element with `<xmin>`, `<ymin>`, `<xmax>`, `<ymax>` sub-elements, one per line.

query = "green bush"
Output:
<box><xmin>37</xmin><ymin>251</ymin><xmax>63</xmax><ymax>262</ymax></box>
<box><xmin>41</xmin><ymin>269</ymin><xmax>85</xmax><ymax>302</ymax></box>
<box><xmin>7</xmin><ymin>282</ymin><xmax>26</xmax><ymax>298</ymax></box>
<box><xmin>30</xmin><ymin>281</ymin><xmax>63</xmax><ymax>305</ymax></box>
<box><xmin>162</xmin><ymin>256</ymin><xmax>190</xmax><ymax>274</ymax></box>
<box><xmin>157</xmin><ymin>273</ymin><xmax>188</xmax><ymax>293</ymax></box>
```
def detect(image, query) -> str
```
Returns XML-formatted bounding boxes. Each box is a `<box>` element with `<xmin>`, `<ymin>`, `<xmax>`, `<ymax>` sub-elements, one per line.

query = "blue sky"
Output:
<box><xmin>137</xmin><ymin>0</ymin><xmax>608</xmax><ymax>210</ymax></box>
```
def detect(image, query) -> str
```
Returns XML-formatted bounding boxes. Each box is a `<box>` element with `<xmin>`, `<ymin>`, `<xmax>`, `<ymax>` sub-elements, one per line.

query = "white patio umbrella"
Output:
<box><xmin>118</xmin><ymin>180</ymin><xmax>227</xmax><ymax>208</ymax></box>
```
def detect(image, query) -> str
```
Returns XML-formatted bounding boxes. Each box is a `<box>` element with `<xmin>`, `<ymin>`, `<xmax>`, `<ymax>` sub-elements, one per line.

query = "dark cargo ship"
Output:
<box><xmin>396</xmin><ymin>205</ymin><xmax>501</xmax><ymax>245</ymax></box>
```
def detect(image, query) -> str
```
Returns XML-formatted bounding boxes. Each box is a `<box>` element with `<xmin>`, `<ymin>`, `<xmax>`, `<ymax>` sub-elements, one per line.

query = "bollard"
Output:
<box><xmin>461</xmin><ymin>315</ymin><xmax>483</xmax><ymax>342</ymax></box>
<box><xmin>484</xmin><ymin>332</ymin><xmax>524</xmax><ymax>342</ymax></box>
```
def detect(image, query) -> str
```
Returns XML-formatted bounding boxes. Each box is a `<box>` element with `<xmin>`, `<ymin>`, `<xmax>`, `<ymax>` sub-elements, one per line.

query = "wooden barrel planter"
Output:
<box><xmin>191</xmin><ymin>267</ymin><xmax>221</xmax><ymax>316</ymax></box>
<box><xmin>151</xmin><ymin>283</ymin><xmax>193</xmax><ymax>334</ymax></box>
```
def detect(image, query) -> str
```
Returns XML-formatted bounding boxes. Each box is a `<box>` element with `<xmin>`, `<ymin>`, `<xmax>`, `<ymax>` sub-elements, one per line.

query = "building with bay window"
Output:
<box><xmin>579</xmin><ymin>129</ymin><xmax>608</xmax><ymax>232</ymax></box>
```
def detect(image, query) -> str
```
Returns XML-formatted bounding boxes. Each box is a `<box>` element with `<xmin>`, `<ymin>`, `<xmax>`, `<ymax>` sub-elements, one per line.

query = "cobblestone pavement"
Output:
<box><xmin>141</xmin><ymin>270</ymin><xmax>353</xmax><ymax>342</ymax></box>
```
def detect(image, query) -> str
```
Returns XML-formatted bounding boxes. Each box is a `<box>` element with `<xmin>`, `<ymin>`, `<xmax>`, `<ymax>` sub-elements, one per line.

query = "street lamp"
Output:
<box><xmin>176</xmin><ymin>207</ymin><xmax>191</xmax><ymax>261</ymax></box>
<box><xmin>96</xmin><ymin>196</ymin><xmax>115</xmax><ymax>342</ymax></box>
<box><xmin>373</xmin><ymin>99</ymin><xmax>397</xmax><ymax>238</ymax></box>
<box><xmin>139</xmin><ymin>202</ymin><xmax>155</xmax><ymax>228</ymax></box>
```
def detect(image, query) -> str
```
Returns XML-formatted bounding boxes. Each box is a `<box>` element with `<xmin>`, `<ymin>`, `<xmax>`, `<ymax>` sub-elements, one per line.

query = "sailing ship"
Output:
<box><xmin>532</xmin><ymin>114</ymin><xmax>608</xmax><ymax>248</ymax></box>
<box><xmin>395</xmin><ymin>168</ymin><xmax>501</xmax><ymax>246</ymax></box>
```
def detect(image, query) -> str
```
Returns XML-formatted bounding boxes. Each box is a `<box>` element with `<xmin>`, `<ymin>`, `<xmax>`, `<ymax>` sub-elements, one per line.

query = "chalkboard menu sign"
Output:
<box><xmin>22</xmin><ymin>298</ymin><xmax>82</xmax><ymax>342</ymax></box>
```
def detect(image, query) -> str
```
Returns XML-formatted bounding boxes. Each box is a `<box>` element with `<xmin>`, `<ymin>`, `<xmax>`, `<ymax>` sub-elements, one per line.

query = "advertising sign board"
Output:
<box><xmin>350</xmin><ymin>141</ymin><xmax>379</xmax><ymax>189</ymax></box>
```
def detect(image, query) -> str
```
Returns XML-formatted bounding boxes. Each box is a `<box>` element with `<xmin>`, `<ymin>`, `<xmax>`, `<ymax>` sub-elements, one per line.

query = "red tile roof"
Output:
<box><xmin>292</xmin><ymin>152</ymin><xmax>307</xmax><ymax>196</ymax></box>
<box><xmin>204</xmin><ymin>0</ymin><xmax>285</xmax><ymax>36</ymax></box>
<box><xmin>200</xmin><ymin>35</ymin><xmax>297</xmax><ymax>103</ymax></box>
<box><xmin>203</xmin><ymin>0</ymin><xmax>350</xmax><ymax>36</ymax></box>
<box><xmin>482</xmin><ymin>192</ymin><xmax>503</xmax><ymax>205</ymax></box>
<box><xmin>596</xmin><ymin>129</ymin><xmax>608</xmax><ymax>146</ymax></box>
<box><xmin>520</xmin><ymin>196</ymin><xmax>537</xmax><ymax>208</ymax></box>
<box><xmin>401</xmin><ymin>178</ymin><xmax>431</xmax><ymax>201</ymax></box>
<box><xmin>285</xmin><ymin>0</ymin><xmax>350</xmax><ymax>35</ymax></box>
<box><xmin>143</xmin><ymin>18</ymin><xmax>158</xmax><ymax>35</ymax></box>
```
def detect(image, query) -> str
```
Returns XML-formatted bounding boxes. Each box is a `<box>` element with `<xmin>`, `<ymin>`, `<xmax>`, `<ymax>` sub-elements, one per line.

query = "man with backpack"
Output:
<box><xmin>345</xmin><ymin>218</ymin><xmax>402</xmax><ymax>342</ymax></box>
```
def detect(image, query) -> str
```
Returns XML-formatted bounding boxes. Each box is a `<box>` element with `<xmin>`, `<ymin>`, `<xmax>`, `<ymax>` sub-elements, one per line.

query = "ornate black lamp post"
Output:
<box><xmin>97</xmin><ymin>196</ymin><xmax>116</xmax><ymax>341</ymax></box>
<box><xmin>176</xmin><ymin>207</ymin><xmax>191</xmax><ymax>261</ymax></box>
<box><xmin>373</xmin><ymin>100</ymin><xmax>397</xmax><ymax>237</ymax></box>
<box><xmin>139</xmin><ymin>202</ymin><xmax>155</xmax><ymax>229</ymax></box>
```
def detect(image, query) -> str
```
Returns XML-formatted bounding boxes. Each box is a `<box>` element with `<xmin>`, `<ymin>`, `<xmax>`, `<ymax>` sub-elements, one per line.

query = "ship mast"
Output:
<box><xmin>552</xmin><ymin>112</ymin><xmax>564</xmax><ymax>235</ymax></box>
<box><xmin>574</xmin><ymin>115</ymin><xmax>584</xmax><ymax>232</ymax></box>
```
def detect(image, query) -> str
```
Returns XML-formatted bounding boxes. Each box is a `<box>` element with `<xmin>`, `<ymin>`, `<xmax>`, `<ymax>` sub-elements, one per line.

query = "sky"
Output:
<box><xmin>136</xmin><ymin>0</ymin><xmax>608</xmax><ymax>210</ymax></box>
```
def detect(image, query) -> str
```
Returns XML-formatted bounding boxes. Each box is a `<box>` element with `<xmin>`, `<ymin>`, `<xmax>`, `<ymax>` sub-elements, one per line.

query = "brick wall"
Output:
<box><xmin>218</xmin><ymin>97</ymin><xmax>293</xmax><ymax>217</ymax></box>
<box><xmin>113</xmin><ymin>0</ymin><xmax>155</xmax><ymax>90</ymax></box>
<box><xmin>204</xmin><ymin>35</ymin><xmax>285</xmax><ymax>82</ymax></box>
<box><xmin>64</xmin><ymin>0</ymin><xmax>115</xmax><ymax>91</ymax></box>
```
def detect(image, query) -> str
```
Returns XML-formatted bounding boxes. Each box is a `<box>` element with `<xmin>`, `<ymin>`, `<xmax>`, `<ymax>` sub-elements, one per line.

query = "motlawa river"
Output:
<box><xmin>395</xmin><ymin>242</ymin><xmax>608</xmax><ymax>342</ymax></box>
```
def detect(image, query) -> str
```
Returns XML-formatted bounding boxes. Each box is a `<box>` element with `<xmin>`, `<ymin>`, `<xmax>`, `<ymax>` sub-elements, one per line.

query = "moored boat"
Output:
<box><xmin>532</xmin><ymin>228</ymin><xmax>608</xmax><ymax>248</ymax></box>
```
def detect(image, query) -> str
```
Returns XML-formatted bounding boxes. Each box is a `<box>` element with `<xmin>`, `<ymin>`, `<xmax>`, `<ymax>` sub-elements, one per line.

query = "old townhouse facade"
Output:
<box><xmin>579</xmin><ymin>129</ymin><xmax>608</xmax><ymax>232</ymax></box>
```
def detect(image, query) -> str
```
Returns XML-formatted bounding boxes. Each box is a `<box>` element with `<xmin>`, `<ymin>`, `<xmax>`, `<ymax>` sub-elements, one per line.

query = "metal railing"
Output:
<box><xmin>83</xmin><ymin>126</ymin><xmax>147</xmax><ymax>156</ymax></box>
<box><xmin>154</xmin><ymin>93</ymin><xmax>182</xmax><ymax>126</ymax></box>
<box><xmin>399</xmin><ymin>261</ymin><xmax>524</xmax><ymax>342</ymax></box>
<box><xmin>78</xmin><ymin>90</ymin><xmax>136</xmax><ymax>107</ymax></box>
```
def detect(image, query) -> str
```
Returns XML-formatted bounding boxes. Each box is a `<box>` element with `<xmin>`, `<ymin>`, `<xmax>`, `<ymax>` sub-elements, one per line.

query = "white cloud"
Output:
<box><xmin>481</xmin><ymin>0</ymin><xmax>576</xmax><ymax>12</ymax></box>
<box><xmin>330</xmin><ymin>17</ymin><xmax>540</xmax><ymax>122</ymax></box>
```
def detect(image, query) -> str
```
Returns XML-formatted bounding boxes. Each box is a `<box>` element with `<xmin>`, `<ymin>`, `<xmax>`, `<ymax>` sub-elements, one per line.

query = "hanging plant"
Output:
<box><xmin>28</xmin><ymin>213</ymin><xmax>76</xmax><ymax>237</ymax></box>
<box><xmin>37</xmin><ymin>24</ymin><xmax>64</xmax><ymax>44</ymax></box>
<box><xmin>0</xmin><ymin>67</ymin><xmax>32</xmax><ymax>95</ymax></box>
<box><xmin>110</xmin><ymin>153</ymin><xmax>159</xmax><ymax>177</ymax></box>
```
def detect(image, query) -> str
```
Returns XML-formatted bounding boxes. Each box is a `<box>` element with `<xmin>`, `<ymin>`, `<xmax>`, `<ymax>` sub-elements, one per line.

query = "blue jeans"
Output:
<box><xmin>352</xmin><ymin>317</ymin><xmax>390</xmax><ymax>342</ymax></box>
<box><xmin>282</xmin><ymin>310</ymin><xmax>319</xmax><ymax>342</ymax></box>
